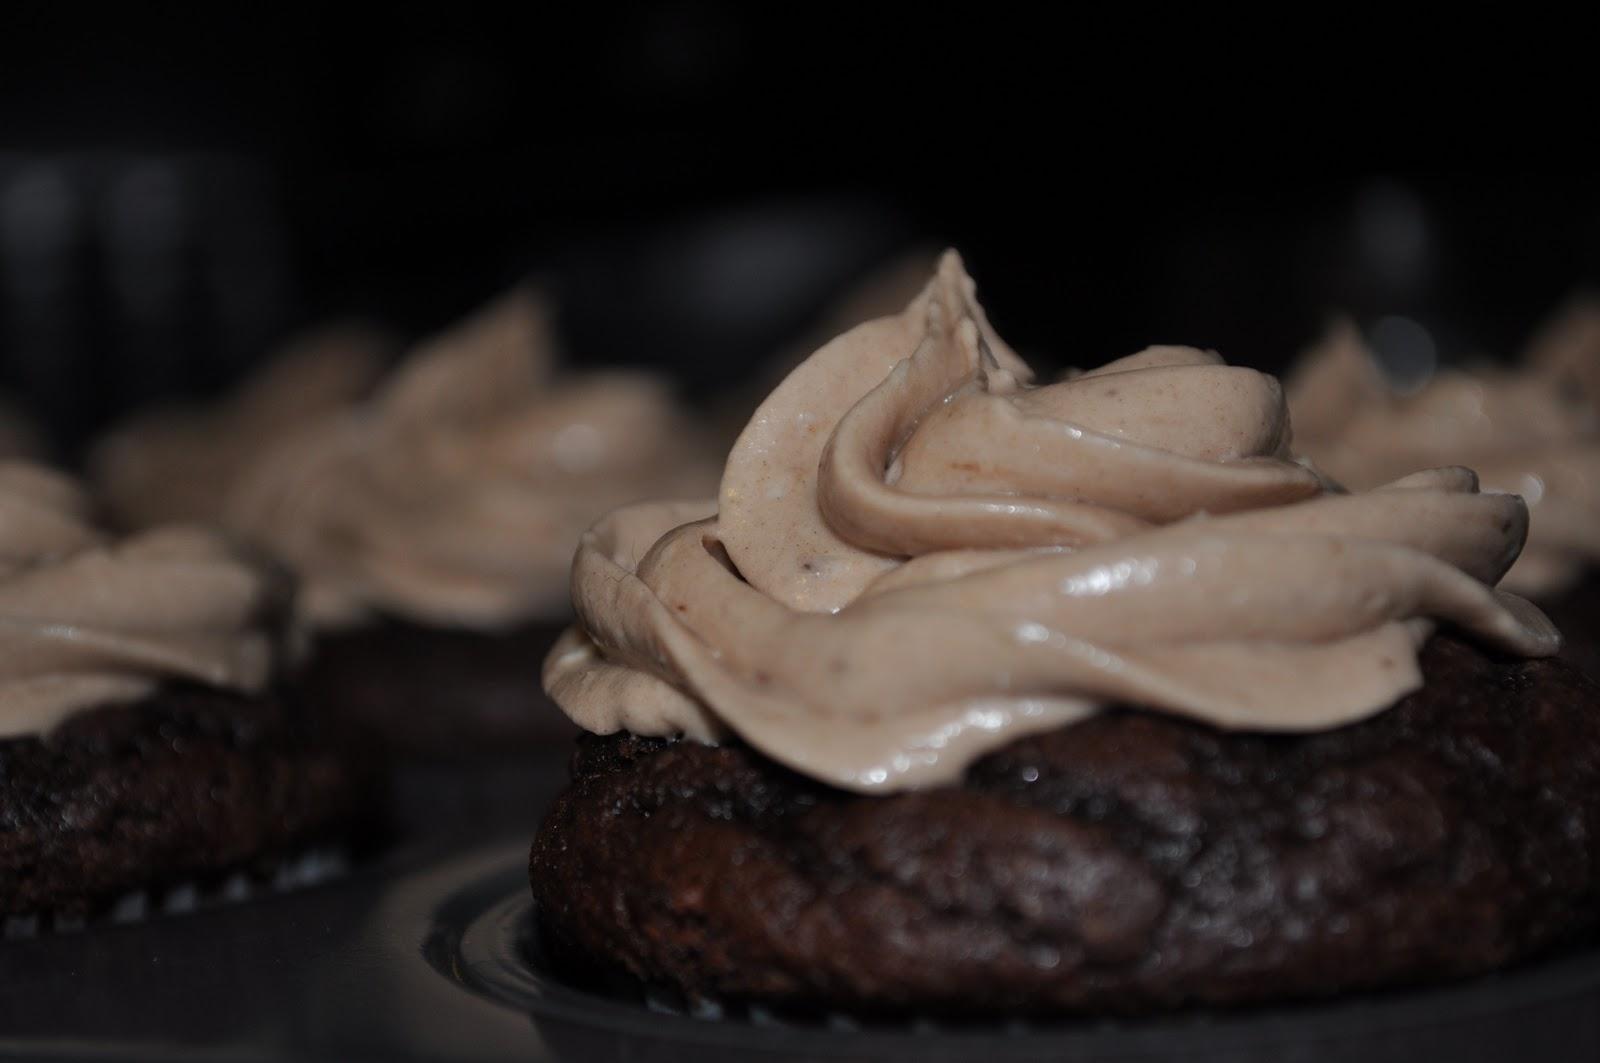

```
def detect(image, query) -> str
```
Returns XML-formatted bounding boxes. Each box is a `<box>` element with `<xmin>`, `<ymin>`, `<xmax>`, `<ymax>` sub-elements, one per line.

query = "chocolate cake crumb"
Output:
<box><xmin>530</xmin><ymin>635</ymin><xmax>1600</xmax><ymax>1015</ymax></box>
<box><xmin>1</xmin><ymin>686</ymin><xmax>381</xmax><ymax>917</ymax></box>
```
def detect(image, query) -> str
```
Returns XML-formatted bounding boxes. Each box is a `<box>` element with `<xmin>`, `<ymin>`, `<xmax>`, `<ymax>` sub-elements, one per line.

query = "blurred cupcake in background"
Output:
<box><xmin>91</xmin><ymin>323</ymin><xmax>393</xmax><ymax>530</ymax></box>
<box><xmin>1288</xmin><ymin>314</ymin><xmax>1600</xmax><ymax>674</ymax></box>
<box><xmin>94</xmin><ymin>287</ymin><xmax>719</xmax><ymax>756</ymax></box>
<box><xmin>0</xmin><ymin>461</ymin><xmax>378</xmax><ymax>918</ymax></box>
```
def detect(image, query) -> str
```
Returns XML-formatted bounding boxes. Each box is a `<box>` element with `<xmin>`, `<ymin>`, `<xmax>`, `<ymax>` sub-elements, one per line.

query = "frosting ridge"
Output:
<box><xmin>225</xmin><ymin>288</ymin><xmax>719</xmax><ymax>629</ymax></box>
<box><xmin>549</xmin><ymin>253</ymin><xmax>1557</xmax><ymax>793</ymax></box>
<box><xmin>1289</xmin><ymin>318</ymin><xmax>1600</xmax><ymax>596</ymax></box>
<box><xmin>0</xmin><ymin>462</ymin><xmax>279</xmax><ymax>739</ymax></box>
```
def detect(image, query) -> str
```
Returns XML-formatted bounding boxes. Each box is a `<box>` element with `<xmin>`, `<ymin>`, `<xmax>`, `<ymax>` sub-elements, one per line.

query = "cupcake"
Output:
<box><xmin>530</xmin><ymin>252</ymin><xmax>1593</xmax><ymax>1016</ymax></box>
<box><xmin>1287</xmin><ymin>318</ymin><xmax>1600</xmax><ymax>675</ymax></box>
<box><xmin>210</xmin><ymin>289</ymin><xmax>720</xmax><ymax>754</ymax></box>
<box><xmin>0</xmin><ymin>462</ymin><xmax>375</xmax><ymax>917</ymax></box>
<box><xmin>90</xmin><ymin>322</ymin><xmax>391</xmax><ymax>531</ymax></box>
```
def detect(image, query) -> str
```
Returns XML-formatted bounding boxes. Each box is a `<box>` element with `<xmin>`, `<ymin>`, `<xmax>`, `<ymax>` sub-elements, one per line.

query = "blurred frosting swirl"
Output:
<box><xmin>1526</xmin><ymin>295</ymin><xmax>1600</xmax><ymax>408</ymax></box>
<box><xmin>547</xmin><ymin>252</ymin><xmax>1556</xmax><ymax>793</ymax></box>
<box><xmin>225</xmin><ymin>288</ymin><xmax>718</xmax><ymax>630</ymax></box>
<box><xmin>0</xmin><ymin>462</ymin><xmax>278</xmax><ymax>739</ymax></box>
<box><xmin>1289</xmin><ymin>318</ymin><xmax>1600</xmax><ymax>596</ymax></box>
<box><xmin>90</xmin><ymin>323</ymin><xmax>392</xmax><ymax>530</ymax></box>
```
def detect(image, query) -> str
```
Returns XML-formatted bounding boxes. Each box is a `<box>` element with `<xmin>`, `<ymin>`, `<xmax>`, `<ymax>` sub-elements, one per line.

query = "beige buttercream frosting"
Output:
<box><xmin>90</xmin><ymin>323</ymin><xmax>392</xmax><ymax>530</ymax></box>
<box><xmin>225</xmin><ymin>288</ymin><xmax>719</xmax><ymax>630</ymax></box>
<box><xmin>547</xmin><ymin>252</ymin><xmax>1557</xmax><ymax>794</ymax></box>
<box><xmin>711</xmin><ymin>249</ymin><xmax>941</xmax><ymax>450</ymax></box>
<box><xmin>0</xmin><ymin>462</ymin><xmax>279</xmax><ymax>739</ymax></box>
<box><xmin>1289</xmin><ymin>318</ymin><xmax>1600</xmax><ymax>596</ymax></box>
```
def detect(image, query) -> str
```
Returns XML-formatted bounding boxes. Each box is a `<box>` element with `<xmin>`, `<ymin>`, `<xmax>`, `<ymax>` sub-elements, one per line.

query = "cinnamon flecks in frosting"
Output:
<box><xmin>1288</xmin><ymin>318</ymin><xmax>1600</xmax><ymax>596</ymax></box>
<box><xmin>0</xmin><ymin>462</ymin><xmax>279</xmax><ymax>739</ymax></box>
<box><xmin>711</xmin><ymin>249</ymin><xmax>944</xmax><ymax>447</ymax></box>
<box><xmin>548</xmin><ymin>251</ymin><xmax>1558</xmax><ymax>793</ymax></box>
<box><xmin>226</xmin><ymin>288</ymin><xmax>719</xmax><ymax>630</ymax></box>
<box><xmin>91</xmin><ymin>323</ymin><xmax>392</xmax><ymax>530</ymax></box>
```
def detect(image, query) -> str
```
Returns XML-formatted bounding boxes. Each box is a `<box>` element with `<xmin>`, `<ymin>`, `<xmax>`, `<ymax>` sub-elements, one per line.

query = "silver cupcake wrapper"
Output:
<box><xmin>3</xmin><ymin>845</ymin><xmax>350</xmax><ymax>940</ymax></box>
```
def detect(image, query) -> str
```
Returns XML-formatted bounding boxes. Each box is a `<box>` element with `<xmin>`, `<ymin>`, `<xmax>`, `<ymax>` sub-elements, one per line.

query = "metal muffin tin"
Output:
<box><xmin>1</xmin><ymin>750</ymin><xmax>1596</xmax><ymax>1061</ymax></box>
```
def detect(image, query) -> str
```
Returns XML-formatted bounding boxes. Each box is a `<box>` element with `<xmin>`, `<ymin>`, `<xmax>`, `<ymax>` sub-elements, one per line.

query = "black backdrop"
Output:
<box><xmin>3</xmin><ymin>6</ymin><xmax>1597</xmax><ymax>452</ymax></box>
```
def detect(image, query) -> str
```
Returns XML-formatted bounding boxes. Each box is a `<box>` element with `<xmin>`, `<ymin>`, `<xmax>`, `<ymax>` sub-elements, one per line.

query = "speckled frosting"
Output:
<box><xmin>547</xmin><ymin>253</ymin><xmax>1556</xmax><ymax>793</ymax></box>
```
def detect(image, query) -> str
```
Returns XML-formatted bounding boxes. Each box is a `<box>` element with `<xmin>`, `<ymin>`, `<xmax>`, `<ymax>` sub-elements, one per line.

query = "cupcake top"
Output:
<box><xmin>547</xmin><ymin>252</ymin><xmax>1556</xmax><ymax>793</ymax></box>
<box><xmin>224</xmin><ymin>288</ymin><xmax>719</xmax><ymax>630</ymax></box>
<box><xmin>90</xmin><ymin>323</ymin><xmax>392</xmax><ymax>530</ymax></box>
<box><xmin>0</xmin><ymin>462</ymin><xmax>280</xmax><ymax>739</ymax></box>
<box><xmin>1288</xmin><ymin>318</ymin><xmax>1600</xmax><ymax>596</ymax></box>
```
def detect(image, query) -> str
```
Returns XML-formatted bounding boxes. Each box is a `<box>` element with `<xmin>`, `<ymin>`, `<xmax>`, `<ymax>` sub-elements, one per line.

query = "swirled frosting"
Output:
<box><xmin>225</xmin><ymin>288</ymin><xmax>719</xmax><ymax>630</ymax></box>
<box><xmin>711</xmin><ymin>249</ymin><xmax>940</xmax><ymax>448</ymax></box>
<box><xmin>90</xmin><ymin>323</ymin><xmax>391</xmax><ymax>530</ymax></box>
<box><xmin>547</xmin><ymin>252</ymin><xmax>1557</xmax><ymax>793</ymax></box>
<box><xmin>1288</xmin><ymin>319</ymin><xmax>1600</xmax><ymax>596</ymax></box>
<box><xmin>0</xmin><ymin>462</ymin><xmax>279</xmax><ymax>739</ymax></box>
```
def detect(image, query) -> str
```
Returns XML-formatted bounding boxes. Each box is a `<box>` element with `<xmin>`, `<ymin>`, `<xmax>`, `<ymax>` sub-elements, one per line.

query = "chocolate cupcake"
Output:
<box><xmin>1288</xmin><ymin>317</ymin><xmax>1600</xmax><ymax>676</ymax></box>
<box><xmin>0</xmin><ymin>462</ymin><xmax>375</xmax><ymax>917</ymax></box>
<box><xmin>530</xmin><ymin>252</ymin><xmax>1592</xmax><ymax>1016</ymax></box>
<box><xmin>193</xmin><ymin>289</ymin><xmax>717</xmax><ymax>754</ymax></box>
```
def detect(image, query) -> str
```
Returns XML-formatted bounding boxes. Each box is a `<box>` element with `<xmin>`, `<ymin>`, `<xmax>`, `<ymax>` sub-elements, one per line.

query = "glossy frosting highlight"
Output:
<box><xmin>0</xmin><ymin>462</ymin><xmax>279</xmax><ymax>739</ymax></box>
<box><xmin>549</xmin><ymin>253</ymin><xmax>1556</xmax><ymax>793</ymax></box>
<box><xmin>1289</xmin><ymin>319</ymin><xmax>1600</xmax><ymax>596</ymax></box>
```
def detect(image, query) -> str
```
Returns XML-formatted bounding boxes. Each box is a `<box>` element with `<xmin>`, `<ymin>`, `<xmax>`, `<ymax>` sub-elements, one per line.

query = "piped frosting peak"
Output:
<box><xmin>549</xmin><ymin>253</ymin><xmax>1557</xmax><ymax>793</ymax></box>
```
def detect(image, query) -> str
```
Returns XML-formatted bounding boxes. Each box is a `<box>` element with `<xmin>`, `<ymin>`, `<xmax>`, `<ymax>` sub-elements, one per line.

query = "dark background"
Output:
<box><xmin>3</xmin><ymin>6</ymin><xmax>1596</xmax><ymax>454</ymax></box>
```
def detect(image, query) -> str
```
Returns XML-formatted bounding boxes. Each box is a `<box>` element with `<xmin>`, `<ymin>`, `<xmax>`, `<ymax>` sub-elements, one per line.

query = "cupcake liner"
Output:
<box><xmin>535</xmin><ymin>916</ymin><xmax>1000</xmax><ymax>1033</ymax></box>
<box><xmin>2</xmin><ymin>844</ymin><xmax>352</xmax><ymax>939</ymax></box>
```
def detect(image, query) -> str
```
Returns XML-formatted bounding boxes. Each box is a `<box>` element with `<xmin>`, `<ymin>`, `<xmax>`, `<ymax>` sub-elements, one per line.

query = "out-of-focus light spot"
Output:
<box><xmin>962</xmin><ymin>706</ymin><xmax>1008</xmax><ymax>731</ymax></box>
<box><xmin>106</xmin><ymin>161</ymin><xmax>185</xmax><ymax>316</ymax></box>
<box><xmin>1</xmin><ymin>165</ymin><xmax>77</xmax><ymax>299</ymax></box>
<box><xmin>1</xmin><ymin>165</ymin><xmax>74</xmax><ymax>252</ymax></box>
<box><xmin>1015</xmin><ymin>621</ymin><xmax>1053</xmax><ymax>644</ymax></box>
<box><xmin>552</xmin><ymin>422</ymin><xmax>604</xmax><ymax>472</ymax></box>
<box><xmin>1519</xmin><ymin>473</ymin><xmax>1546</xmax><ymax>506</ymax></box>
<box><xmin>1369</xmin><ymin>315</ymin><xmax>1437</xmax><ymax>394</ymax></box>
<box><xmin>1355</xmin><ymin>179</ymin><xmax>1429</xmax><ymax>293</ymax></box>
<box><xmin>108</xmin><ymin>162</ymin><xmax>183</xmax><ymax>248</ymax></box>
<box><xmin>1059</xmin><ymin>557</ymin><xmax>1158</xmax><ymax>597</ymax></box>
